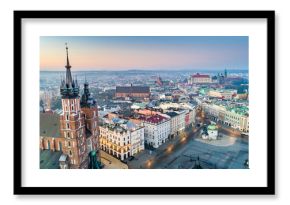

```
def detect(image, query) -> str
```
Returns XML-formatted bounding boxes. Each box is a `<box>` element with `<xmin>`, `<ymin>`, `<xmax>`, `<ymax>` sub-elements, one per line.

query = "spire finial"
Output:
<box><xmin>64</xmin><ymin>43</ymin><xmax>73</xmax><ymax>87</ymax></box>
<box><xmin>65</xmin><ymin>43</ymin><xmax>71</xmax><ymax>69</ymax></box>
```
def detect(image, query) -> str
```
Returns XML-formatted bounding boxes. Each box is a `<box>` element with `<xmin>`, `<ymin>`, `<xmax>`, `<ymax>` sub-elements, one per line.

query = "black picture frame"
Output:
<box><xmin>14</xmin><ymin>10</ymin><xmax>275</xmax><ymax>195</ymax></box>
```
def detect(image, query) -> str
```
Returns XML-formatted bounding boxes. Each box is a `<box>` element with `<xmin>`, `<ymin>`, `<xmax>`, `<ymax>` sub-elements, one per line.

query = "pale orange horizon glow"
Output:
<box><xmin>40</xmin><ymin>36</ymin><xmax>248</xmax><ymax>71</ymax></box>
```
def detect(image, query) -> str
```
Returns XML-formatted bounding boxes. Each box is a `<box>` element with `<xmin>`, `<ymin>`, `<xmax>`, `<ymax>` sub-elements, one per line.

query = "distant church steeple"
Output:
<box><xmin>60</xmin><ymin>43</ymin><xmax>79</xmax><ymax>98</ymax></box>
<box><xmin>224</xmin><ymin>68</ymin><xmax>228</xmax><ymax>78</ymax></box>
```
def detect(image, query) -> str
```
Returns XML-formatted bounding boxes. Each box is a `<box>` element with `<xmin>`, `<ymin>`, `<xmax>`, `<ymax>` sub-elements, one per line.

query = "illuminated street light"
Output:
<box><xmin>147</xmin><ymin>160</ymin><xmax>152</xmax><ymax>168</ymax></box>
<box><xmin>167</xmin><ymin>145</ymin><xmax>174</xmax><ymax>153</ymax></box>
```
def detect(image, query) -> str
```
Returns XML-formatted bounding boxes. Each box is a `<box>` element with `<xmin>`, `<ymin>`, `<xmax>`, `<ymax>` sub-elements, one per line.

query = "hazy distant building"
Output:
<box><xmin>189</xmin><ymin>73</ymin><xmax>212</xmax><ymax>84</ymax></box>
<box><xmin>115</xmin><ymin>84</ymin><xmax>150</xmax><ymax>99</ymax></box>
<box><xmin>156</xmin><ymin>76</ymin><xmax>171</xmax><ymax>87</ymax></box>
<box><xmin>208</xmin><ymin>89</ymin><xmax>237</xmax><ymax>100</ymax></box>
<box><xmin>211</xmin><ymin>76</ymin><xmax>219</xmax><ymax>83</ymax></box>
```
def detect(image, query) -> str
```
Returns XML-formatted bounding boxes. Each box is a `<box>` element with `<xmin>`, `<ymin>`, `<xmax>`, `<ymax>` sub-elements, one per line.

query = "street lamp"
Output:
<box><xmin>167</xmin><ymin>144</ymin><xmax>174</xmax><ymax>153</ymax></box>
<box><xmin>147</xmin><ymin>160</ymin><xmax>152</xmax><ymax>168</ymax></box>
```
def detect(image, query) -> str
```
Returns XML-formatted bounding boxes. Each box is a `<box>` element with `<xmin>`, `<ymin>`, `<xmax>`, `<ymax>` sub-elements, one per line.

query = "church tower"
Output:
<box><xmin>59</xmin><ymin>44</ymin><xmax>88</xmax><ymax>168</ymax></box>
<box><xmin>80</xmin><ymin>78</ymin><xmax>101</xmax><ymax>167</ymax></box>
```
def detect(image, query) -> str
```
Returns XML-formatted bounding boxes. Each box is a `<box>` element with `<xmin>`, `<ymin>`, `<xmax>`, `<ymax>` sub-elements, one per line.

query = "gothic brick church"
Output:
<box><xmin>40</xmin><ymin>45</ymin><xmax>100</xmax><ymax>169</ymax></box>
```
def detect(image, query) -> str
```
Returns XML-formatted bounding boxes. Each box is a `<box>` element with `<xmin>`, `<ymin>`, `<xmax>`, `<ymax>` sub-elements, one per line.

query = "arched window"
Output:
<box><xmin>69</xmin><ymin>150</ymin><xmax>72</xmax><ymax>156</ymax></box>
<box><xmin>47</xmin><ymin>140</ymin><xmax>50</xmax><ymax>150</ymax></box>
<box><xmin>59</xmin><ymin>141</ymin><xmax>62</xmax><ymax>151</ymax></box>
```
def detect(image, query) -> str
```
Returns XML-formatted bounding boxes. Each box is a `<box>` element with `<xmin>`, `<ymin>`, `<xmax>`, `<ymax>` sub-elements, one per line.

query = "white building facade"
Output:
<box><xmin>142</xmin><ymin>115</ymin><xmax>171</xmax><ymax>148</ymax></box>
<box><xmin>99</xmin><ymin>122</ymin><xmax>145</xmax><ymax>160</ymax></box>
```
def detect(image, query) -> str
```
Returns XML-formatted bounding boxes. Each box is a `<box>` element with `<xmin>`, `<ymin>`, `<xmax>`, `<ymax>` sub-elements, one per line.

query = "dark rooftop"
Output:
<box><xmin>166</xmin><ymin>112</ymin><xmax>179</xmax><ymax>117</ymax></box>
<box><xmin>116</xmin><ymin>86</ymin><xmax>150</xmax><ymax>93</ymax></box>
<box><xmin>40</xmin><ymin>112</ymin><xmax>60</xmax><ymax>138</ymax></box>
<box><xmin>40</xmin><ymin>150</ymin><xmax>62</xmax><ymax>169</ymax></box>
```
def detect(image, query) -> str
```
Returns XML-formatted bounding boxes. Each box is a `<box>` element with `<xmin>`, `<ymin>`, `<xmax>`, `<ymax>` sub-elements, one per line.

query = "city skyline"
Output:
<box><xmin>40</xmin><ymin>36</ymin><xmax>248</xmax><ymax>71</ymax></box>
<box><xmin>40</xmin><ymin>68</ymin><xmax>249</xmax><ymax>169</ymax></box>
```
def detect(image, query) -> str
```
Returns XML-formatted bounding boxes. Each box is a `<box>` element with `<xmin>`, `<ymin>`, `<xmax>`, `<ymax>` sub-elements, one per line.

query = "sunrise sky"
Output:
<box><xmin>40</xmin><ymin>36</ymin><xmax>248</xmax><ymax>71</ymax></box>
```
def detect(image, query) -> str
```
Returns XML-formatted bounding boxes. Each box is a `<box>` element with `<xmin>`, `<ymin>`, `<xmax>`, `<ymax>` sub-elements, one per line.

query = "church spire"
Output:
<box><xmin>65</xmin><ymin>43</ymin><xmax>73</xmax><ymax>87</ymax></box>
<box><xmin>60</xmin><ymin>43</ymin><xmax>79</xmax><ymax>98</ymax></box>
<box><xmin>81</xmin><ymin>79</ymin><xmax>96</xmax><ymax>108</ymax></box>
<box><xmin>65</xmin><ymin>43</ymin><xmax>71</xmax><ymax>69</ymax></box>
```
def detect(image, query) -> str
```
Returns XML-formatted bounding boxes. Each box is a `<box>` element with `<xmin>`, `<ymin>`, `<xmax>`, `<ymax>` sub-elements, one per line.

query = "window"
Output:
<box><xmin>59</xmin><ymin>142</ymin><xmax>62</xmax><ymax>151</ymax></box>
<box><xmin>68</xmin><ymin>141</ymin><xmax>71</xmax><ymax>147</ymax></box>
<box><xmin>67</xmin><ymin>132</ymin><xmax>70</xmax><ymax>138</ymax></box>
<box><xmin>66</xmin><ymin>123</ymin><xmax>70</xmax><ymax>129</ymax></box>
<box><xmin>47</xmin><ymin>140</ymin><xmax>50</xmax><ymax>150</ymax></box>
<box><xmin>69</xmin><ymin>150</ymin><xmax>72</xmax><ymax>156</ymax></box>
<box><xmin>66</xmin><ymin>114</ymin><xmax>69</xmax><ymax>120</ymax></box>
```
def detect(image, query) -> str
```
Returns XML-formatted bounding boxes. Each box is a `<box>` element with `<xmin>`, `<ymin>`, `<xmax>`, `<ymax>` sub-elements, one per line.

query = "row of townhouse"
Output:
<box><xmin>202</xmin><ymin>103</ymin><xmax>249</xmax><ymax>133</ymax></box>
<box><xmin>98</xmin><ymin>103</ymin><xmax>197</xmax><ymax>158</ymax></box>
<box><xmin>138</xmin><ymin>104</ymin><xmax>196</xmax><ymax>148</ymax></box>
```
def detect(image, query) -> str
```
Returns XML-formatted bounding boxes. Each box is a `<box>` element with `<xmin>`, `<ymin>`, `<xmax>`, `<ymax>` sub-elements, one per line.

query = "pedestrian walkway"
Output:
<box><xmin>195</xmin><ymin>135</ymin><xmax>237</xmax><ymax>147</ymax></box>
<box><xmin>100</xmin><ymin>150</ymin><xmax>128</xmax><ymax>169</ymax></box>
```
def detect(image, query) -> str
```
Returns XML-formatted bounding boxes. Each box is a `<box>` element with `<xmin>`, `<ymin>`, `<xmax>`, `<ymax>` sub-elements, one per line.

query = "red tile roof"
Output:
<box><xmin>146</xmin><ymin>115</ymin><xmax>167</xmax><ymax>124</ymax></box>
<box><xmin>139</xmin><ymin>114</ymin><xmax>168</xmax><ymax>124</ymax></box>
<box><xmin>192</xmin><ymin>73</ymin><xmax>210</xmax><ymax>78</ymax></box>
